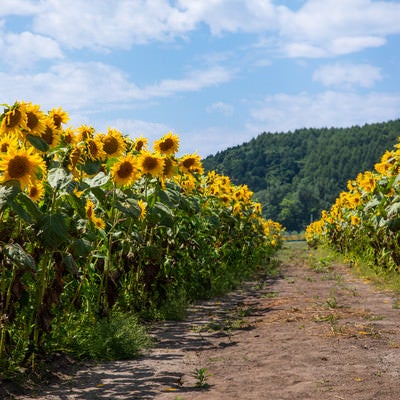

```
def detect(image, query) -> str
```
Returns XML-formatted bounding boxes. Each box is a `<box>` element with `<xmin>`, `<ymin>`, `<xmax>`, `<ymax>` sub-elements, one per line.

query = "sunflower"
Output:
<box><xmin>179</xmin><ymin>153</ymin><xmax>204</xmax><ymax>175</ymax></box>
<box><xmin>41</xmin><ymin>118</ymin><xmax>61</xmax><ymax>149</ymax></box>
<box><xmin>133</xmin><ymin>135</ymin><xmax>148</xmax><ymax>152</ymax></box>
<box><xmin>111</xmin><ymin>154</ymin><xmax>141</xmax><ymax>187</ymax></box>
<box><xmin>23</xmin><ymin>102</ymin><xmax>46</xmax><ymax>136</ymax></box>
<box><xmin>48</xmin><ymin>107</ymin><xmax>69</xmax><ymax>129</ymax></box>
<box><xmin>69</xmin><ymin>146</ymin><xmax>82</xmax><ymax>171</ymax></box>
<box><xmin>93</xmin><ymin>216</ymin><xmax>106</xmax><ymax>230</ymax></box>
<box><xmin>154</xmin><ymin>132</ymin><xmax>180</xmax><ymax>155</ymax></box>
<box><xmin>101</xmin><ymin>128</ymin><xmax>126</xmax><ymax>157</ymax></box>
<box><xmin>138</xmin><ymin>151</ymin><xmax>164</xmax><ymax>177</ymax></box>
<box><xmin>62</xmin><ymin>127</ymin><xmax>78</xmax><ymax>146</ymax></box>
<box><xmin>85</xmin><ymin>199</ymin><xmax>105</xmax><ymax>230</ymax></box>
<box><xmin>27</xmin><ymin>181</ymin><xmax>45</xmax><ymax>203</ymax></box>
<box><xmin>162</xmin><ymin>156</ymin><xmax>178</xmax><ymax>179</ymax></box>
<box><xmin>85</xmin><ymin>136</ymin><xmax>106</xmax><ymax>161</ymax></box>
<box><xmin>0</xmin><ymin>102</ymin><xmax>28</xmax><ymax>137</ymax></box>
<box><xmin>76</xmin><ymin>125</ymin><xmax>95</xmax><ymax>142</ymax></box>
<box><xmin>0</xmin><ymin>134</ymin><xmax>19</xmax><ymax>154</ymax></box>
<box><xmin>0</xmin><ymin>146</ymin><xmax>46</xmax><ymax>189</ymax></box>
<box><xmin>137</xmin><ymin>199</ymin><xmax>147</xmax><ymax>221</ymax></box>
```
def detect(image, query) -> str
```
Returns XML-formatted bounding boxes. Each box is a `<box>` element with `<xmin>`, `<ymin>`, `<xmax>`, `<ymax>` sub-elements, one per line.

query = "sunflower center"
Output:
<box><xmin>159</xmin><ymin>138</ymin><xmax>174</xmax><ymax>152</ymax></box>
<box><xmin>53</xmin><ymin>115</ymin><xmax>62</xmax><ymax>129</ymax></box>
<box><xmin>27</xmin><ymin>112</ymin><xmax>39</xmax><ymax>130</ymax></box>
<box><xmin>1</xmin><ymin>143</ymin><xmax>9</xmax><ymax>152</ymax></box>
<box><xmin>142</xmin><ymin>157</ymin><xmax>158</xmax><ymax>171</ymax></box>
<box><xmin>103</xmin><ymin>137</ymin><xmax>119</xmax><ymax>155</ymax></box>
<box><xmin>42</xmin><ymin>126</ymin><xmax>54</xmax><ymax>145</ymax></box>
<box><xmin>8</xmin><ymin>156</ymin><xmax>30</xmax><ymax>179</ymax></box>
<box><xmin>88</xmin><ymin>140</ymin><xmax>99</xmax><ymax>157</ymax></box>
<box><xmin>182</xmin><ymin>158</ymin><xmax>195</xmax><ymax>169</ymax></box>
<box><xmin>6</xmin><ymin>109</ymin><xmax>22</xmax><ymax>128</ymax></box>
<box><xmin>135</xmin><ymin>141</ymin><xmax>145</xmax><ymax>151</ymax></box>
<box><xmin>163</xmin><ymin>158</ymin><xmax>173</xmax><ymax>175</ymax></box>
<box><xmin>118</xmin><ymin>161</ymin><xmax>134</xmax><ymax>178</ymax></box>
<box><xmin>29</xmin><ymin>186</ymin><xmax>38</xmax><ymax>197</ymax></box>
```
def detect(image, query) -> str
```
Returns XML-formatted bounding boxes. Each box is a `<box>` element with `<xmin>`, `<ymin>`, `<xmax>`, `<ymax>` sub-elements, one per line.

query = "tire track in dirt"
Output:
<box><xmin>3</xmin><ymin>242</ymin><xmax>400</xmax><ymax>399</ymax></box>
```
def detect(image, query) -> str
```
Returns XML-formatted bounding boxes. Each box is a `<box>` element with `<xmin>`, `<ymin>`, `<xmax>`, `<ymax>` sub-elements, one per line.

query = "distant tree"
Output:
<box><xmin>203</xmin><ymin>119</ymin><xmax>400</xmax><ymax>231</ymax></box>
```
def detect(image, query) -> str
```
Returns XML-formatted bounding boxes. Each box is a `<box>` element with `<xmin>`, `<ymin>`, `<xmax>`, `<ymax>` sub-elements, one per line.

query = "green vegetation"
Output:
<box><xmin>0</xmin><ymin>101</ymin><xmax>283</xmax><ymax>377</ymax></box>
<box><xmin>203</xmin><ymin>120</ymin><xmax>400</xmax><ymax>231</ymax></box>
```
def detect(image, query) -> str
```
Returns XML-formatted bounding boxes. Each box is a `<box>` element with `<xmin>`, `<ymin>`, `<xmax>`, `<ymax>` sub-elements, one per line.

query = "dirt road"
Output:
<box><xmin>3</xmin><ymin>242</ymin><xmax>400</xmax><ymax>399</ymax></box>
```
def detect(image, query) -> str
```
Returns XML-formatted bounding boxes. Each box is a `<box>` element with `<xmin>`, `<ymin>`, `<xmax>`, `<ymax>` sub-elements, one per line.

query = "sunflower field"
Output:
<box><xmin>306</xmin><ymin>134</ymin><xmax>400</xmax><ymax>274</ymax></box>
<box><xmin>0</xmin><ymin>101</ymin><xmax>283</xmax><ymax>374</ymax></box>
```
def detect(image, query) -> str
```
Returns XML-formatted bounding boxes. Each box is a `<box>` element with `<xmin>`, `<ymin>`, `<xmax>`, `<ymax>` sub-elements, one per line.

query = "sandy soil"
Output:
<box><xmin>2</xmin><ymin>241</ymin><xmax>400</xmax><ymax>399</ymax></box>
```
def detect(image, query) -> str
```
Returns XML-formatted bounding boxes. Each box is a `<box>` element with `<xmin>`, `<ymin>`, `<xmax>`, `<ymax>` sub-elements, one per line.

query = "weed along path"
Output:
<box><xmin>4</xmin><ymin>241</ymin><xmax>400</xmax><ymax>399</ymax></box>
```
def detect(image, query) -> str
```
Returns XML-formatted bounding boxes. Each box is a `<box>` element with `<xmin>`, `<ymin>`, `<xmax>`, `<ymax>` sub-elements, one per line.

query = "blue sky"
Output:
<box><xmin>1</xmin><ymin>0</ymin><xmax>400</xmax><ymax>157</ymax></box>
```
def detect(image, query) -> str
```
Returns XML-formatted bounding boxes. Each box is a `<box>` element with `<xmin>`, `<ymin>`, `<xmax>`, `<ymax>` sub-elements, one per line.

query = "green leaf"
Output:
<box><xmin>158</xmin><ymin>187</ymin><xmax>180</xmax><ymax>208</ymax></box>
<box><xmin>90</xmin><ymin>186</ymin><xmax>107</xmax><ymax>205</ymax></box>
<box><xmin>26</xmin><ymin>134</ymin><xmax>49</xmax><ymax>152</ymax></box>
<box><xmin>84</xmin><ymin>172</ymin><xmax>109</xmax><ymax>188</ymax></box>
<box><xmin>149</xmin><ymin>202</ymin><xmax>174</xmax><ymax>226</ymax></box>
<box><xmin>79</xmin><ymin>160</ymin><xmax>102</xmax><ymax>175</ymax></box>
<box><xmin>0</xmin><ymin>184</ymin><xmax>20</xmax><ymax>211</ymax></box>
<box><xmin>386</xmin><ymin>199</ymin><xmax>400</xmax><ymax>218</ymax></box>
<box><xmin>71</xmin><ymin>238</ymin><xmax>92</xmax><ymax>258</ymax></box>
<box><xmin>11</xmin><ymin>193</ymin><xmax>42</xmax><ymax>222</ymax></box>
<box><xmin>115</xmin><ymin>199</ymin><xmax>141</xmax><ymax>218</ymax></box>
<box><xmin>36</xmin><ymin>213</ymin><xmax>69</xmax><ymax>249</ymax></box>
<box><xmin>3</xmin><ymin>243</ymin><xmax>36</xmax><ymax>270</ymax></box>
<box><xmin>48</xmin><ymin>167</ymin><xmax>73</xmax><ymax>190</ymax></box>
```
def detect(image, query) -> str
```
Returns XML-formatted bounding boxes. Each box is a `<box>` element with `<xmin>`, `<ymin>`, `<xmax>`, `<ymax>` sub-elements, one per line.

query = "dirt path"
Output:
<box><xmin>3</xmin><ymin>242</ymin><xmax>400</xmax><ymax>399</ymax></box>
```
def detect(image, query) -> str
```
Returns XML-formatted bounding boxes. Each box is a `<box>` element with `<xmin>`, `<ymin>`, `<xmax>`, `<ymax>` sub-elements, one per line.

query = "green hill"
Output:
<box><xmin>202</xmin><ymin>120</ymin><xmax>400</xmax><ymax>232</ymax></box>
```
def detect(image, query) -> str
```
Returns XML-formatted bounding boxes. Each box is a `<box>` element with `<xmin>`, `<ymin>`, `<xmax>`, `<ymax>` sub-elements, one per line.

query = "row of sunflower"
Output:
<box><xmin>0</xmin><ymin>101</ymin><xmax>283</xmax><ymax>373</ymax></box>
<box><xmin>306</xmin><ymin>135</ymin><xmax>400</xmax><ymax>272</ymax></box>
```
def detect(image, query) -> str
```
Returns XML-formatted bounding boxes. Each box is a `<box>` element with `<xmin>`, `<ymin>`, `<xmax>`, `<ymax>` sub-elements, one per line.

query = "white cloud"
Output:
<box><xmin>142</xmin><ymin>66</ymin><xmax>234</xmax><ymax>98</ymax></box>
<box><xmin>329</xmin><ymin>36</ymin><xmax>386</xmax><ymax>55</ymax></box>
<box><xmin>1</xmin><ymin>0</ymin><xmax>397</xmax><ymax>59</ymax></box>
<box><xmin>177</xmin><ymin>0</ymin><xmax>278</xmax><ymax>35</ymax></box>
<box><xmin>33</xmin><ymin>0</ymin><xmax>192</xmax><ymax>49</ymax></box>
<box><xmin>0</xmin><ymin>61</ymin><xmax>232</xmax><ymax>112</ymax></box>
<box><xmin>278</xmin><ymin>0</ymin><xmax>400</xmax><ymax>57</ymax></box>
<box><xmin>206</xmin><ymin>101</ymin><xmax>234</xmax><ymax>116</ymax></box>
<box><xmin>0</xmin><ymin>62</ymin><xmax>141</xmax><ymax>110</ymax></box>
<box><xmin>29</xmin><ymin>0</ymin><xmax>279</xmax><ymax>51</ymax></box>
<box><xmin>2</xmin><ymin>31</ymin><xmax>63</xmax><ymax>67</ymax></box>
<box><xmin>313</xmin><ymin>63</ymin><xmax>383</xmax><ymax>88</ymax></box>
<box><xmin>0</xmin><ymin>0</ymin><xmax>40</xmax><ymax>16</ymax></box>
<box><xmin>249</xmin><ymin>91</ymin><xmax>400</xmax><ymax>133</ymax></box>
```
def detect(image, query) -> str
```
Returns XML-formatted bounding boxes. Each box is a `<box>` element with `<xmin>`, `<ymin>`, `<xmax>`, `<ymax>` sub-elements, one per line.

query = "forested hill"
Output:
<box><xmin>202</xmin><ymin>120</ymin><xmax>400</xmax><ymax>232</ymax></box>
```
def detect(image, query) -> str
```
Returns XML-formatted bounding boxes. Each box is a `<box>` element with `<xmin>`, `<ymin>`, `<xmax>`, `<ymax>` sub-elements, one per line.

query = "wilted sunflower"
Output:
<box><xmin>85</xmin><ymin>199</ymin><xmax>105</xmax><ymax>230</ymax></box>
<box><xmin>0</xmin><ymin>102</ymin><xmax>28</xmax><ymax>137</ymax></box>
<box><xmin>85</xmin><ymin>136</ymin><xmax>106</xmax><ymax>161</ymax></box>
<box><xmin>27</xmin><ymin>181</ymin><xmax>45</xmax><ymax>203</ymax></box>
<box><xmin>138</xmin><ymin>151</ymin><xmax>164</xmax><ymax>177</ymax></box>
<box><xmin>62</xmin><ymin>127</ymin><xmax>78</xmax><ymax>146</ymax></box>
<box><xmin>48</xmin><ymin>107</ymin><xmax>69</xmax><ymax>129</ymax></box>
<box><xmin>101</xmin><ymin>128</ymin><xmax>126</xmax><ymax>157</ymax></box>
<box><xmin>41</xmin><ymin>118</ymin><xmax>61</xmax><ymax>149</ymax></box>
<box><xmin>0</xmin><ymin>146</ymin><xmax>46</xmax><ymax>189</ymax></box>
<box><xmin>24</xmin><ymin>102</ymin><xmax>46</xmax><ymax>136</ymax></box>
<box><xmin>137</xmin><ymin>199</ymin><xmax>147</xmax><ymax>221</ymax></box>
<box><xmin>179</xmin><ymin>153</ymin><xmax>204</xmax><ymax>175</ymax></box>
<box><xmin>162</xmin><ymin>156</ymin><xmax>178</xmax><ymax>179</ymax></box>
<box><xmin>111</xmin><ymin>154</ymin><xmax>141</xmax><ymax>187</ymax></box>
<box><xmin>154</xmin><ymin>132</ymin><xmax>180</xmax><ymax>155</ymax></box>
<box><xmin>77</xmin><ymin>125</ymin><xmax>95</xmax><ymax>142</ymax></box>
<box><xmin>133</xmin><ymin>135</ymin><xmax>148</xmax><ymax>152</ymax></box>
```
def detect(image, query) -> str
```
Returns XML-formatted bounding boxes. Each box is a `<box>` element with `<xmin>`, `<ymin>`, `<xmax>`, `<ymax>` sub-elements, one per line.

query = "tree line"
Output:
<box><xmin>202</xmin><ymin>120</ymin><xmax>400</xmax><ymax>232</ymax></box>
